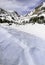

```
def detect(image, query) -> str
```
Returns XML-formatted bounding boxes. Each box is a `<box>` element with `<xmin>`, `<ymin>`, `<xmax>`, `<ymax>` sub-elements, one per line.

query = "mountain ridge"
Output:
<box><xmin>0</xmin><ymin>2</ymin><xmax>45</xmax><ymax>25</ymax></box>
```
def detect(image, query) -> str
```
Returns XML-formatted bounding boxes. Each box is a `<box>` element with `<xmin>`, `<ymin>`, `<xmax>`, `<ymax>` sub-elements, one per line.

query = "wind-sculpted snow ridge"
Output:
<box><xmin>0</xmin><ymin>26</ymin><xmax>45</xmax><ymax>65</ymax></box>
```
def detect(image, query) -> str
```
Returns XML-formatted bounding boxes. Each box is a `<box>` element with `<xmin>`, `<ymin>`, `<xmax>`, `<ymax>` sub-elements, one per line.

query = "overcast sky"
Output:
<box><xmin>0</xmin><ymin>0</ymin><xmax>45</xmax><ymax>15</ymax></box>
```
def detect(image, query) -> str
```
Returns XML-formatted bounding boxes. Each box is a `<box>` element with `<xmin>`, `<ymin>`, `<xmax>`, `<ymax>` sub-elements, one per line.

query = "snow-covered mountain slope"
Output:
<box><xmin>0</xmin><ymin>8</ymin><xmax>20</xmax><ymax>23</ymax></box>
<box><xmin>32</xmin><ymin>2</ymin><xmax>45</xmax><ymax>16</ymax></box>
<box><xmin>17</xmin><ymin>2</ymin><xmax>45</xmax><ymax>24</ymax></box>
<box><xmin>26</xmin><ymin>2</ymin><xmax>45</xmax><ymax>16</ymax></box>
<box><xmin>0</xmin><ymin>2</ymin><xmax>45</xmax><ymax>25</ymax></box>
<box><xmin>24</xmin><ymin>2</ymin><xmax>45</xmax><ymax>24</ymax></box>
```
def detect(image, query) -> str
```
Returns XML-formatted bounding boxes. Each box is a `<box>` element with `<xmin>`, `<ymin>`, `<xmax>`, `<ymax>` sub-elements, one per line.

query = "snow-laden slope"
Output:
<box><xmin>0</xmin><ymin>8</ymin><xmax>20</xmax><ymax>23</ymax></box>
<box><xmin>22</xmin><ymin>2</ymin><xmax>45</xmax><ymax>24</ymax></box>
<box><xmin>0</xmin><ymin>26</ymin><xmax>45</xmax><ymax>65</ymax></box>
<box><xmin>0</xmin><ymin>2</ymin><xmax>45</xmax><ymax>24</ymax></box>
<box><xmin>32</xmin><ymin>2</ymin><xmax>45</xmax><ymax>15</ymax></box>
<box><xmin>16</xmin><ymin>2</ymin><xmax>45</xmax><ymax>24</ymax></box>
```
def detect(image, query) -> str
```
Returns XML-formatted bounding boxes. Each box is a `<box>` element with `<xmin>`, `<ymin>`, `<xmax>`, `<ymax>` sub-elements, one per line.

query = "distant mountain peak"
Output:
<box><xmin>0</xmin><ymin>8</ymin><xmax>7</xmax><ymax>14</ymax></box>
<box><xmin>12</xmin><ymin>11</ymin><xmax>20</xmax><ymax>17</ymax></box>
<box><xmin>31</xmin><ymin>2</ymin><xmax>45</xmax><ymax>15</ymax></box>
<box><xmin>0</xmin><ymin>8</ymin><xmax>20</xmax><ymax>23</ymax></box>
<box><xmin>0</xmin><ymin>2</ymin><xmax>45</xmax><ymax>25</ymax></box>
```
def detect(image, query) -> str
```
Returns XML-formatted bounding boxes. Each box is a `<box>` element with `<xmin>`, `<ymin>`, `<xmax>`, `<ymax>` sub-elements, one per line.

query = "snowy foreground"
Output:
<box><xmin>0</xmin><ymin>23</ymin><xmax>45</xmax><ymax>65</ymax></box>
<box><xmin>10</xmin><ymin>23</ymin><xmax>45</xmax><ymax>40</ymax></box>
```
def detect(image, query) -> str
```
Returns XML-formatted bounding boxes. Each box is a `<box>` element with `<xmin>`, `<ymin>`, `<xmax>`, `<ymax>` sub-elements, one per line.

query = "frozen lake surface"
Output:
<box><xmin>0</xmin><ymin>26</ymin><xmax>45</xmax><ymax>65</ymax></box>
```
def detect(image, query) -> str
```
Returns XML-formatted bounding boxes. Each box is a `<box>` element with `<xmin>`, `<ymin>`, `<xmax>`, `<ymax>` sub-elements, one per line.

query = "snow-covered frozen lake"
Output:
<box><xmin>0</xmin><ymin>25</ymin><xmax>45</xmax><ymax>65</ymax></box>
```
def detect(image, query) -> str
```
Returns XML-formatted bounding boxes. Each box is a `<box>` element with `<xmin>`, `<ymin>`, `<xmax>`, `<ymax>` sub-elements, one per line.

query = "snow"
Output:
<box><xmin>6</xmin><ymin>16</ymin><xmax>12</xmax><ymax>21</ymax></box>
<box><xmin>9</xmin><ymin>23</ymin><xmax>45</xmax><ymax>40</ymax></box>
<box><xmin>39</xmin><ymin>13</ymin><xmax>45</xmax><ymax>17</ymax></box>
<box><xmin>1</xmin><ymin>17</ymin><xmax>5</xmax><ymax>20</ymax></box>
<box><xmin>42</xmin><ymin>2</ymin><xmax>45</xmax><ymax>7</ymax></box>
<box><xmin>0</xmin><ymin>2</ymin><xmax>45</xmax><ymax>65</ymax></box>
<box><xmin>30</xmin><ymin>14</ymin><xmax>37</xmax><ymax>17</ymax></box>
<box><xmin>0</xmin><ymin>23</ymin><xmax>45</xmax><ymax>65</ymax></box>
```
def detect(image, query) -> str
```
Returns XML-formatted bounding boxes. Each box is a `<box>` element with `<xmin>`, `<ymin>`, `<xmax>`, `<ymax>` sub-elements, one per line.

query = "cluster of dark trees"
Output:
<box><xmin>21</xmin><ymin>16</ymin><xmax>45</xmax><ymax>25</ymax></box>
<box><xmin>41</xmin><ymin>7</ymin><xmax>45</xmax><ymax>10</ymax></box>
<box><xmin>0</xmin><ymin>19</ymin><xmax>13</xmax><ymax>25</ymax></box>
<box><xmin>29</xmin><ymin>16</ymin><xmax>45</xmax><ymax>24</ymax></box>
<box><xmin>18</xmin><ymin>16</ymin><xmax>45</xmax><ymax>25</ymax></box>
<box><xmin>0</xmin><ymin>16</ymin><xmax>45</xmax><ymax>25</ymax></box>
